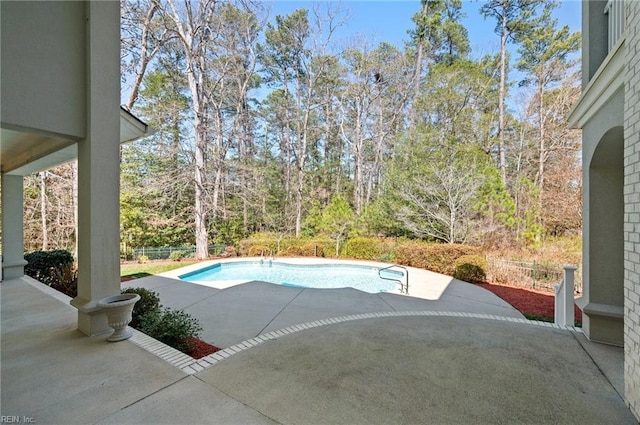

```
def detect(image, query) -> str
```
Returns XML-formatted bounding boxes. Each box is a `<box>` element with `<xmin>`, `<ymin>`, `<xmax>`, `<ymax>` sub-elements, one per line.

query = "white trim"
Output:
<box><xmin>568</xmin><ymin>36</ymin><xmax>626</xmax><ymax>129</ymax></box>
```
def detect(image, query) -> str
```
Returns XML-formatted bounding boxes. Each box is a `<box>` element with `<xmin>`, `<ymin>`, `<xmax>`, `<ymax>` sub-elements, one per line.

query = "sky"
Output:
<box><xmin>267</xmin><ymin>0</ymin><xmax>582</xmax><ymax>57</ymax></box>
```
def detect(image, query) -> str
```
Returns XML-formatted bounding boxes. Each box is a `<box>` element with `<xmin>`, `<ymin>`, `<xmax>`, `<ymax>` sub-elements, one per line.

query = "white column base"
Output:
<box><xmin>71</xmin><ymin>296</ymin><xmax>111</xmax><ymax>336</ymax></box>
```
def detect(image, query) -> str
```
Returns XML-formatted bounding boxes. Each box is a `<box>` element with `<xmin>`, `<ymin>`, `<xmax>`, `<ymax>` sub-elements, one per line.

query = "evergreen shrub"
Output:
<box><xmin>121</xmin><ymin>287</ymin><xmax>161</xmax><ymax>329</ymax></box>
<box><xmin>453</xmin><ymin>255</ymin><xmax>488</xmax><ymax>283</ymax></box>
<box><xmin>24</xmin><ymin>249</ymin><xmax>74</xmax><ymax>286</ymax></box>
<box><xmin>169</xmin><ymin>250</ymin><xmax>188</xmax><ymax>261</ymax></box>
<box><xmin>238</xmin><ymin>233</ymin><xmax>278</xmax><ymax>256</ymax></box>
<box><xmin>137</xmin><ymin>255</ymin><xmax>149</xmax><ymax>264</ymax></box>
<box><xmin>139</xmin><ymin>308</ymin><xmax>203</xmax><ymax>353</ymax></box>
<box><xmin>342</xmin><ymin>237</ymin><xmax>381</xmax><ymax>260</ymax></box>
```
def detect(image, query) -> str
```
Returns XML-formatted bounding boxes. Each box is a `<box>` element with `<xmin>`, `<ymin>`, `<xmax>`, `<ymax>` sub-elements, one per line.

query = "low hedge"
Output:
<box><xmin>279</xmin><ymin>236</ymin><xmax>332</xmax><ymax>257</ymax></box>
<box><xmin>283</xmin><ymin>241</ymin><xmax>330</xmax><ymax>257</ymax></box>
<box><xmin>238</xmin><ymin>233</ymin><xmax>278</xmax><ymax>256</ymax></box>
<box><xmin>395</xmin><ymin>242</ymin><xmax>479</xmax><ymax>275</ymax></box>
<box><xmin>342</xmin><ymin>237</ymin><xmax>382</xmax><ymax>260</ymax></box>
<box><xmin>453</xmin><ymin>255</ymin><xmax>488</xmax><ymax>284</ymax></box>
<box><xmin>423</xmin><ymin>244</ymin><xmax>480</xmax><ymax>275</ymax></box>
<box><xmin>247</xmin><ymin>245</ymin><xmax>272</xmax><ymax>257</ymax></box>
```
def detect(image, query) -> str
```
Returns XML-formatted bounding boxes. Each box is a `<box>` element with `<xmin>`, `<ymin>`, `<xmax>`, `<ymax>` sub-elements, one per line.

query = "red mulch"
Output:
<box><xmin>182</xmin><ymin>336</ymin><xmax>220</xmax><ymax>359</ymax></box>
<box><xmin>477</xmin><ymin>282</ymin><xmax>582</xmax><ymax>322</ymax></box>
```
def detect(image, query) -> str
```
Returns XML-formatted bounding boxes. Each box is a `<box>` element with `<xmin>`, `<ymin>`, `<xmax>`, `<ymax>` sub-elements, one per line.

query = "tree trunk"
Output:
<box><xmin>164</xmin><ymin>0</ymin><xmax>211</xmax><ymax>259</ymax></box>
<box><xmin>125</xmin><ymin>2</ymin><xmax>160</xmax><ymax>111</ymax></box>
<box><xmin>498</xmin><ymin>10</ymin><xmax>508</xmax><ymax>185</ymax></box>
<box><xmin>72</xmin><ymin>161</ymin><xmax>78</xmax><ymax>258</ymax></box>
<box><xmin>538</xmin><ymin>78</ymin><xmax>545</xmax><ymax>213</ymax></box>
<box><xmin>40</xmin><ymin>172</ymin><xmax>48</xmax><ymax>251</ymax></box>
<box><xmin>409</xmin><ymin>0</ymin><xmax>430</xmax><ymax>127</ymax></box>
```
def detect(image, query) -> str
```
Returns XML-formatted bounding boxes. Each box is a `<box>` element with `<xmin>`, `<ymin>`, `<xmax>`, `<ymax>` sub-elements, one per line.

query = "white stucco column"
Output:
<box><xmin>1</xmin><ymin>174</ymin><xmax>28</xmax><ymax>280</ymax></box>
<box><xmin>70</xmin><ymin>1</ymin><xmax>121</xmax><ymax>336</ymax></box>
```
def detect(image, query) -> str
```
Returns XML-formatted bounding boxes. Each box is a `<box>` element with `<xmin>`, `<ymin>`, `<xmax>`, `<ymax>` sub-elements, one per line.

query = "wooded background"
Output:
<box><xmin>20</xmin><ymin>0</ymin><xmax>582</xmax><ymax>259</ymax></box>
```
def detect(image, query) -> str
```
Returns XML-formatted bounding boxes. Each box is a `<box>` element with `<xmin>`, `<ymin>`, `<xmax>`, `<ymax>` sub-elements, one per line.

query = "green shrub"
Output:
<box><xmin>121</xmin><ymin>287</ymin><xmax>161</xmax><ymax>329</ymax></box>
<box><xmin>138</xmin><ymin>307</ymin><xmax>203</xmax><ymax>353</ymax></box>
<box><xmin>452</xmin><ymin>255</ymin><xmax>488</xmax><ymax>283</ymax></box>
<box><xmin>137</xmin><ymin>255</ymin><xmax>149</xmax><ymax>264</ymax></box>
<box><xmin>238</xmin><ymin>233</ymin><xmax>278</xmax><ymax>256</ymax></box>
<box><xmin>169</xmin><ymin>250</ymin><xmax>187</xmax><ymax>261</ymax></box>
<box><xmin>342</xmin><ymin>237</ymin><xmax>382</xmax><ymax>260</ymax></box>
<box><xmin>24</xmin><ymin>249</ymin><xmax>74</xmax><ymax>285</ymax></box>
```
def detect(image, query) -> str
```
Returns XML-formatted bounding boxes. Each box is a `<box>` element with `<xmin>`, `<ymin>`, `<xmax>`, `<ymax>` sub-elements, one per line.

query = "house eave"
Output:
<box><xmin>2</xmin><ymin>107</ymin><xmax>153</xmax><ymax>176</ymax></box>
<box><xmin>568</xmin><ymin>36</ymin><xmax>626</xmax><ymax>130</ymax></box>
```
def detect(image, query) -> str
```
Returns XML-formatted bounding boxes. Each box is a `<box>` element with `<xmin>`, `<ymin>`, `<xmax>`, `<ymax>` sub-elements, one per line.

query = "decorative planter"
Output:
<box><xmin>98</xmin><ymin>293</ymin><xmax>140</xmax><ymax>342</ymax></box>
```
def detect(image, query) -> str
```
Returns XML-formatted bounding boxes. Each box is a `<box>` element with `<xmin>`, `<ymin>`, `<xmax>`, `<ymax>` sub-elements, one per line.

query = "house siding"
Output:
<box><xmin>624</xmin><ymin>0</ymin><xmax>640</xmax><ymax>420</ymax></box>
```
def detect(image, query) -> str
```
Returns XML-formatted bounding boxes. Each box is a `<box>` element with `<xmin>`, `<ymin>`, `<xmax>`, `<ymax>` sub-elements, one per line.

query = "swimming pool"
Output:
<box><xmin>179</xmin><ymin>261</ymin><xmax>402</xmax><ymax>293</ymax></box>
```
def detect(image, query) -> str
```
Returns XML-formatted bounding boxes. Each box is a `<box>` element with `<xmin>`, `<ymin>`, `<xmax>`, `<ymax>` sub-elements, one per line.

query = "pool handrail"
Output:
<box><xmin>378</xmin><ymin>264</ymin><xmax>409</xmax><ymax>294</ymax></box>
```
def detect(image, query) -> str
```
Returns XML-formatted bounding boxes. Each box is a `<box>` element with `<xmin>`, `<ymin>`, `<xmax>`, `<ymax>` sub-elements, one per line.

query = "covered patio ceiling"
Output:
<box><xmin>1</xmin><ymin>107</ymin><xmax>151</xmax><ymax>176</ymax></box>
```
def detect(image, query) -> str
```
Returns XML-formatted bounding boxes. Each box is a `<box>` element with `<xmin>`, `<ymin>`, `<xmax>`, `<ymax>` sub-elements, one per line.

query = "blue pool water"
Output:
<box><xmin>179</xmin><ymin>261</ymin><xmax>400</xmax><ymax>293</ymax></box>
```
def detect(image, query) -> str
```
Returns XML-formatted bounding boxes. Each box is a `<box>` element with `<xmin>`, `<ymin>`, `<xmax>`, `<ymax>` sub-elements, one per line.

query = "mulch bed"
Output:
<box><xmin>182</xmin><ymin>337</ymin><xmax>220</xmax><ymax>359</ymax></box>
<box><xmin>477</xmin><ymin>282</ymin><xmax>582</xmax><ymax>323</ymax></box>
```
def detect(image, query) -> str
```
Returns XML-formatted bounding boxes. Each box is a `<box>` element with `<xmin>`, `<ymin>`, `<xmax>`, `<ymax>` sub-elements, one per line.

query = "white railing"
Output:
<box><xmin>554</xmin><ymin>266</ymin><xmax>577</xmax><ymax>327</ymax></box>
<box><xmin>605</xmin><ymin>0</ymin><xmax>625</xmax><ymax>52</ymax></box>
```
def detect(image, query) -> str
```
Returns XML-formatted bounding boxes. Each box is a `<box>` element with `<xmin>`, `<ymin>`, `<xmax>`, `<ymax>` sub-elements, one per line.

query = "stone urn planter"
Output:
<box><xmin>98</xmin><ymin>293</ymin><xmax>140</xmax><ymax>342</ymax></box>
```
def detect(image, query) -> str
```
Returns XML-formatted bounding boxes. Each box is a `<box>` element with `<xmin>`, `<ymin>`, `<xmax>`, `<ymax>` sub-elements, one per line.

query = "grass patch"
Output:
<box><xmin>523</xmin><ymin>313</ymin><xmax>554</xmax><ymax>323</ymax></box>
<box><xmin>523</xmin><ymin>313</ymin><xmax>582</xmax><ymax>327</ymax></box>
<box><xmin>121</xmin><ymin>261</ymin><xmax>199</xmax><ymax>280</ymax></box>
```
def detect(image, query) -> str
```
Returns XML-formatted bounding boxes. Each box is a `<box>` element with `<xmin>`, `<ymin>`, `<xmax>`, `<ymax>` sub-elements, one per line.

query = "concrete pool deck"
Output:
<box><xmin>128</xmin><ymin>257</ymin><xmax>525</xmax><ymax>348</ymax></box>
<box><xmin>2</xmin><ymin>263</ymin><xmax>637</xmax><ymax>424</ymax></box>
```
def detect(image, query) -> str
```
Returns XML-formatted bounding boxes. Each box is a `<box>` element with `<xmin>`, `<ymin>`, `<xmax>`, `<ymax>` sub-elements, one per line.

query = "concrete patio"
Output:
<box><xmin>1</xmin><ymin>274</ymin><xmax>637</xmax><ymax>424</ymax></box>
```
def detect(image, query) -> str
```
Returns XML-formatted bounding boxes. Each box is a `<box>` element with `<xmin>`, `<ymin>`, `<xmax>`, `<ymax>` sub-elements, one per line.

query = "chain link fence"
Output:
<box><xmin>486</xmin><ymin>257</ymin><xmax>582</xmax><ymax>294</ymax></box>
<box><xmin>124</xmin><ymin>244</ymin><xmax>226</xmax><ymax>262</ymax></box>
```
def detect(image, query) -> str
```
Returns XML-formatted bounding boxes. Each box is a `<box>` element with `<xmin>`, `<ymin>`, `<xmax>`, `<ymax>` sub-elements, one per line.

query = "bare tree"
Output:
<box><xmin>121</xmin><ymin>0</ymin><xmax>168</xmax><ymax>111</ymax></box>
<box><xmin>396</xmin><ymin>157</ymin><xmax>484</xmax><ymax>244</ymax></box>
<box><xmin>157</xmin><ymin>0</ymin><xmax>219</xmax><ymax>258</ymax></box>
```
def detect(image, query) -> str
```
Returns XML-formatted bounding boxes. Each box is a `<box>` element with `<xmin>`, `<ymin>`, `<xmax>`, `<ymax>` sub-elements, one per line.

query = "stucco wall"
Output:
<box><xmin>0</xmin><ymin>1</ymin><xmax>86</xmax><ymax>138</ymax></box>
<box><xmin>624</xmin><ymin>0</ymin><xmax>640</xmax><ymax>420</ymax></box>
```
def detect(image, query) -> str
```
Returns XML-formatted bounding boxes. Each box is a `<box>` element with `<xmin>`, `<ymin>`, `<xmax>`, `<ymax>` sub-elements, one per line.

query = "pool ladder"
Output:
<box><xmin>378</xmin><ymin>264</ymin><xmax>409</xmax><ymax>294</ymax></box>
<box><xmin>259</xmin><ymin>249</ymin><xmax>274</xmax><ymax>266</ymax></box>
